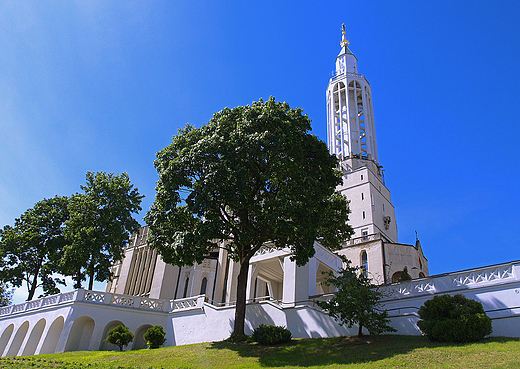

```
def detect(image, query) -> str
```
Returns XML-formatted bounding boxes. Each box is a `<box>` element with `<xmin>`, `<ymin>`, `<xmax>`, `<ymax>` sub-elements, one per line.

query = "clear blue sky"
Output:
<box><xmin>1</xmin><ymin>1</ymin><xmax>519</xmax><ymax>302</ymax></box>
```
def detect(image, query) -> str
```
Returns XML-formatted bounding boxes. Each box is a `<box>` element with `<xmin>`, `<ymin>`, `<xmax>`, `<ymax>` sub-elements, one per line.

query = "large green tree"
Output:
<box><xmin>145</xmin><ymin>97</ymin><xmax>353</xmax><ymax>335</ymax></box>
<box><xmin>0</xmin><ymin>196</ymin><xmax>69</xmax><ymax>301</ymax></box>
<box><xmin>63</xmin><ymin>172</ymin><xmax>144</xmax><ymax>290</ymax></box>
<box><xmin>316</xmin><ymin>257</ymin><xmax>396</xmax><ymax>336</ymax></box>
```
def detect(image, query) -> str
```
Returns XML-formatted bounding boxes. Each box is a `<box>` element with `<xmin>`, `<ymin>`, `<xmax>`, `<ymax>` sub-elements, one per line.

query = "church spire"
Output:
<box><xmin>340</xmin><ymin>23</ymin><xmax>350</xmax><ymax>47</ymax></box>
<box><xmin>327</xmin><ymin>27</ymin><xmax>377</xmax><ymax>163</ymax></box>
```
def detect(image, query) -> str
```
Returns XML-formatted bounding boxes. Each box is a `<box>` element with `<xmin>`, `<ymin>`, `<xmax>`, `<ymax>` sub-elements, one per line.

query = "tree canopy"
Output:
<box><xmin>0</xmin><ymin>282</ymin><xmax>13</xmax><ymax>307</ymax></box>
<box><xmin>0</xmin><ymin>196</ymin><xmax>69</xmax><ymax>301</ymax></box>
<box><xmin>146</xmin><ymin>97</ymin><xmax>353</xmax><ymax>335</ymax></box>
<box><xmin>63</xmin><ymin>172</ymin><xmax>144</xmax><ymax>290</ymax></box>
<box><xmin>316</xmin><ymin>257</ymin><xmax>396</xmax><ymax>336</ymax></box>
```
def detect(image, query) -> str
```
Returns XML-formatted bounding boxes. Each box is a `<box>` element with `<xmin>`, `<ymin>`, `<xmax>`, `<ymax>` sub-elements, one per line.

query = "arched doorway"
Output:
<box><xmin>99</xmin><ymin>320</ymin><xmax>125</xmax><ymax>351</ymax></box>
<box><xmin>6</xmin><ymin>321</ymin><xmax>29</xmax><ymax>356</ymax></box>
<box><xmin>0</xmin><ymin>324</ymin><xmax>14</xmax><ymax>356</ymax></box>
<box><xmin>132</xmin><ymin>324</ymin><xmax>153</xmax><ymax>350</ymax></box>
<box><xmin>22</xmin><ymin>318</ymin><xmax>46</xmax><ymax>355</ymax></box>
<box><xmin>40</xmin><ymin>317</ymin><xmax>64</xmax><ymax>354</ymax></box>
<box><xmin>64</xmin><ymin>316</ymin><xmax>95</xmax><ymax>352</ymax></box>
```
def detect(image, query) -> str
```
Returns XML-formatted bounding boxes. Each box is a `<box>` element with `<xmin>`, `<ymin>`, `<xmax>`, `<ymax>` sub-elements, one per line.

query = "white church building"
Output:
<box><xmin>0</xmin><ymin>28</ymin><xmax>518</xmax><ymax>357</ymax></box>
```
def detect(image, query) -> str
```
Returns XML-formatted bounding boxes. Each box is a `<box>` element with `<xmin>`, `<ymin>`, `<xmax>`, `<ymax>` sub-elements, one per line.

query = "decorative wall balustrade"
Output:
<box><xmin>0</xmin><ymin>289</ymin><xmax>169</xmax><ymax>319</ymax></box>
<box><xmin>343</xmin><ymin>233</ymin><xmax>381</xmax><ymax>247</ymax></box>
<box><xmin>381</xmin><ymin>262</ymin><xmax>518</xmax><ymax>301</ymax></box>
<box><xmin>0</xmin><ymin>291</ymin><xmax>78</xmax><ymax>317</ymax></box>
<box><xmin>170</xmin><ymin>295</ymin><xmax>204</xmax><ymax>311</ymax></box>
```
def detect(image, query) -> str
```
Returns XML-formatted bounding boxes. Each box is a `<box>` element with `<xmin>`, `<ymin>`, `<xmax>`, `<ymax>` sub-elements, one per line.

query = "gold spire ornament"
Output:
<box><xmin>340</xmin><ymin>23</ymin><xmax>350</xmax><ymax>47</ymax></box>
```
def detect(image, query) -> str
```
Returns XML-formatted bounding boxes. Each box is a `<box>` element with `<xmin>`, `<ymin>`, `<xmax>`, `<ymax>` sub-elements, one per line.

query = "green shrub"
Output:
<box><xmin>143</xmin><ymin>325</ymin><xmax>166</xmax><ymax>349</ymax></box>
<box><xmin>251</xmin><ymin>324</ymin><xmax>292</xmax><ymax>345</ymax></box>
<box><xmin>105</xmin><ymin>325</ymin><xmax>134</xmax><ymax>351</ymax></box>
<box><xmin>417</xmin><ymin>294</ymin><xmax>492</xmax><ymax>343</ymax></box>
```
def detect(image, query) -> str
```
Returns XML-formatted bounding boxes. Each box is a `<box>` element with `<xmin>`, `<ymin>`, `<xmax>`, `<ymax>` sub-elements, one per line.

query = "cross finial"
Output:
<box><xmin>340</xmin><ymin>23</ymin><xmax>350</xmax><ymax>47</ymax></box>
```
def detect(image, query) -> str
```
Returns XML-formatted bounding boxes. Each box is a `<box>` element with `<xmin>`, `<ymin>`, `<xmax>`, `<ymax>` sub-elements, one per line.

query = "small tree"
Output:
<box><xmin>105</xmin><ymin>324</ymin><xmax>134</xmax><ymax>351</ymax></box>
<box><xmin>143</xmin><ymin>325</ymin><xmax>166</xmax><ymax>349</ymax></box>
<box><xmin>417</xmin><ymin>294</ymin><xmax>492</xmax><ymax>342</ymax></box>
<box><xmin>316</xmin><ymin>257</ymin><xmax>396</xmax><ymax>336</ymax></box>
<box><xmin>399</xmin><ymin>266</ymin><xmax>412</xmax><ymax>281</ymax></box>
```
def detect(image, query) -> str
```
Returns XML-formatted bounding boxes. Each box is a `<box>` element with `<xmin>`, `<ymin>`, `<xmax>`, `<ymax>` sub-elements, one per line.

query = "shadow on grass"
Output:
<box><xmin>209</xmin><ymin>335</ymin><xmax>520</xmax><ymax>367</ymax></box>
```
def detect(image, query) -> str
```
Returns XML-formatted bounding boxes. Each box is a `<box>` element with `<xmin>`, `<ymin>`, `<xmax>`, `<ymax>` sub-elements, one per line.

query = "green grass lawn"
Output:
<box><xmin>1</xmin><ymin>335</ymin><xmax>519</xmax><ymax>369</ymax></box>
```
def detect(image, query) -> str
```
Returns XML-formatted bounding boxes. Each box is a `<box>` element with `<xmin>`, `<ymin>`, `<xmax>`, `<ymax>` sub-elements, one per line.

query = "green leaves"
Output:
<box><xmin>146</xmin><ymin>97</ymin><xmax>354</xmax><ymax>334</ymax></box>
<box><xmin>316</xmin><ymin>257</ymin><xmax>396</xmax><ymax>336</ymax></box>
<box><xmin>0</xmin><ymin>196</ymin><xmax>69</xmax><ymax>300</ymax></box>
<box><xmin>63</xmin><ymin>172</ymin><xmax>144</xmax><ymax>290</ymax></box>
<box><xmin>105</xmin><ymin>324</ymin><xmax>134</xmax><ymax>351</ymax></box>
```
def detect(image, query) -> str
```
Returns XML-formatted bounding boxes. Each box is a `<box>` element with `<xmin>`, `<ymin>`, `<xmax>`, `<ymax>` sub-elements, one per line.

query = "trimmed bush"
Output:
<box><xmin>143</xmin><ymin>325</ymin><xmax>166</xmax><ymax>349</ymax></box>
<box><xmin>417</xmin><ymin>294</ymin><xmax>492</xmax><ymax>343</ymax></box>
<box><xmin>252</xmin><ymin>324</ymin><xmax>292</xmax><ymax>345</ymax></box>
<box><xmin>105</xmin><ymin>325</ymin><xmax>134</xmax><ymax>351</ymax></box>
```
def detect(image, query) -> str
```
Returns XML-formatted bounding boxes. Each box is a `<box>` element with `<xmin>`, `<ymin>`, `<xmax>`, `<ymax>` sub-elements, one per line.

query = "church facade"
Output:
<box><xmin>105</xmin><ymin>27</ymin><xmax>429</xmax><ymax>303</ymax></box>
<box><xmin>3</xmin><ymin>29</ymin><xmax>518</xmax><ymax>358</ymax></box>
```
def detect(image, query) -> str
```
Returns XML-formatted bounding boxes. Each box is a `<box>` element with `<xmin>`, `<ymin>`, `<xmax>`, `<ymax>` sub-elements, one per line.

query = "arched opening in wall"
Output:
<box><xmin>332</xmin><ymin>81</ymin><xmax>347</xmax><ymax>158</ymax></box>
<box><xmin>0</xmin><ymin>324</ymin><xmax>14</xmax><ymax>356</ymax></box>
<box><xmin>419</xmin><ymin>272</ymin><xmax>426</xmax><ymax>278</ymax></box>
<box><xmin>99</xmin><ymin>320</ymin><xmax>125</xmax><ymax>351</ymax></box>
<box><xmin>392</xmin><ymin>271</ymin><xmax>403</xmax><ymax>283</ymax></box>
<box><xmin>40</xmin><ymin>316</ymin><xmax>65</xmax><ymax>354</ymax></box>
<box><xmin>6</xmin><ymin>321</ymin><xmax>29</xmax><ymax>356</ymax></box>
<box><xmin>200</xmin><ymin>277</ymin><xmax>207</xmax><ymax>295</ymax></box>
<box><xmin>132</xmin><ymin>324</ymin><xmax>153</xmax><ymax>350</ymax></box>
<box><xmin>64</xmin><ymin>316</ymin><xmax>95</xmax><ymax>352</ymax></box>
<box><xmin>22</xmin><ymin>318</ymin><xmax>46</xmax><ymax>356</ymax></box>
<box><xmin>316</xmin><ymin>263</ymin><xmax>335</xmax><ymax>295</ymax></box>
<box><xmin>361</xmin><ymin>251</ymin><xmax>368</xmax><ymax>276</ymax></box>
<box><xmin>183</xmin><ymin>277</ymin><xmax>189</xmax><ymax>298</ymax></box>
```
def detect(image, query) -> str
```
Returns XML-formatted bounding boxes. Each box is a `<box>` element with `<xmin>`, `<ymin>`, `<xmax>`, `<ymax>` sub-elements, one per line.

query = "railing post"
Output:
<box><xmin>75</xmin><ymin>289</ymin><xmax>85</xmax><ymax>302</ymax></box>
<box><xmin>197</xmin><ymin>295</ymin><xmax>205</xmax><ymax>308</ymax></box>
<box><xmin>133</xmin><ymin>297</ymin><xmax>141</xmax><ymax>309</ymax></box>
<box><xmin>103</xmin><ymin>293</ymin><xmax>112</xmax><ymax>305</ymax></box>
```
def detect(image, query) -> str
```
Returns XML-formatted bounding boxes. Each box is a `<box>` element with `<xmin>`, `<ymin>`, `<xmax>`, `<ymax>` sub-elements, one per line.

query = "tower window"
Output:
<box><xmin>361</xmin><ymin>175</ymin><xmax>364</xmax><ymax>180</ymax></box>
<box><xmin>362</xmin><ymin>211</ymin><xmax>366</xmax><ymax>219</ymax></box>
<box><xmin>382</xmin><ymin>203</ymin><xmax>385</xmax><ymax>212</ymax></box>
<box><xmin>361</xmin><ymin>251</ymin><xmax>368</xmax><ymax>276</ymax></box>
<box><xmin>361</xmin><ymin>193</ymin><xmax>364</xmax><ymax>200</ymax></box>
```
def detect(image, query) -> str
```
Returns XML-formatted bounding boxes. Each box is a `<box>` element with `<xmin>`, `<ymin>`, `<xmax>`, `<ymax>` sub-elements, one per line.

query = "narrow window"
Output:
<box><xmin>200</xmin><ymin>277</ymin><xmax>207</xmax><ymax>295</ymax></box>
<box><xmin>183</xmin><ymin>277</ymin><xmax>190</xmax><ymax>298</ymax></box>
<box><xmin>361</xmin><ymin>175</ymin><xmax>364</xmax><ymax>180</ymax></box>
<box><xmin>361</xmin><ymin>251</ymin><xmax>368</xmax><ymax>276</ymax></box>
<box><xmin>362</xmin><ymin>211</ymin><xmax>366</xmax><ymax>219</ymax></box>
<box><xmin>382</xmin><ymin>203</ymin><xmax>385</xmax><ymax>212</ymax></box>
<box><xmin>361</xmin><ymin>193</ymin><xmax>364</xmax><ymax>200</ymax></box>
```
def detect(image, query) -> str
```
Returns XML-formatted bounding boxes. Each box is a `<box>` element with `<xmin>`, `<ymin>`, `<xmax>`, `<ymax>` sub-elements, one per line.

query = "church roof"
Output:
<box><xmin>337</xmin><ymin>44</ymin><xmax>354</xmax><ymax>57</ymax></box>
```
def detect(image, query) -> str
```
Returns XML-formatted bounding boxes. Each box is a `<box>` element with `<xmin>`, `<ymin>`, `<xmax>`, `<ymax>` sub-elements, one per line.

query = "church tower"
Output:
<box><xmin>327</xmin><ymin>25</ymin><xmax>398</xmax><ymax>243</ymax></box>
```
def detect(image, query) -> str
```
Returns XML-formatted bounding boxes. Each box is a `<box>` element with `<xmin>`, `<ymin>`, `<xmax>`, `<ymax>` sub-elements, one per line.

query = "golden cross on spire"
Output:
<box><xmin>340</xmin><ymin>23</ymin><xmax>350</xmax><ymax>47</ymax></box>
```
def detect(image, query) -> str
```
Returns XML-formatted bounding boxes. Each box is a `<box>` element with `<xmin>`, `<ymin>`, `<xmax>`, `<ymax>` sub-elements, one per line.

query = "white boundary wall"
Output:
<box><xmin>0</xmin><ymin>261</ymin><xmax>518</xmax><ymax>356</ymax></box>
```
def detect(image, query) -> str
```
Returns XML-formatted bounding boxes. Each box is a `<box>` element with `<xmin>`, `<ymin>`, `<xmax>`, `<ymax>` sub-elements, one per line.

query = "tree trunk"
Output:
<box><xmin>358</xmin><ymin>323</ymin><xmax>364</xmax><ymax>337</ymax></box>
<box><xmin>27</xmin><ymin>277</ymin><xmax>38</xmax><ymax>301</ymax></box>
<box><xmin>233</xmin><ymin>258</ymin><xmax>250</xmax><ymax>336</ymax></box>
<box><xmin>27</xmin><ymin>262</ymin><xmax>42</xmax><ymax>301</ymax></box>
<box><xmin>88</xmin><ymin>262</ymin><xmax>95</xmax><ymax>291</ymax></box>
<box><xmin>73</xmin><ymin>268</ymin><xmax>82</xmax><ymax>289</ymax></box>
